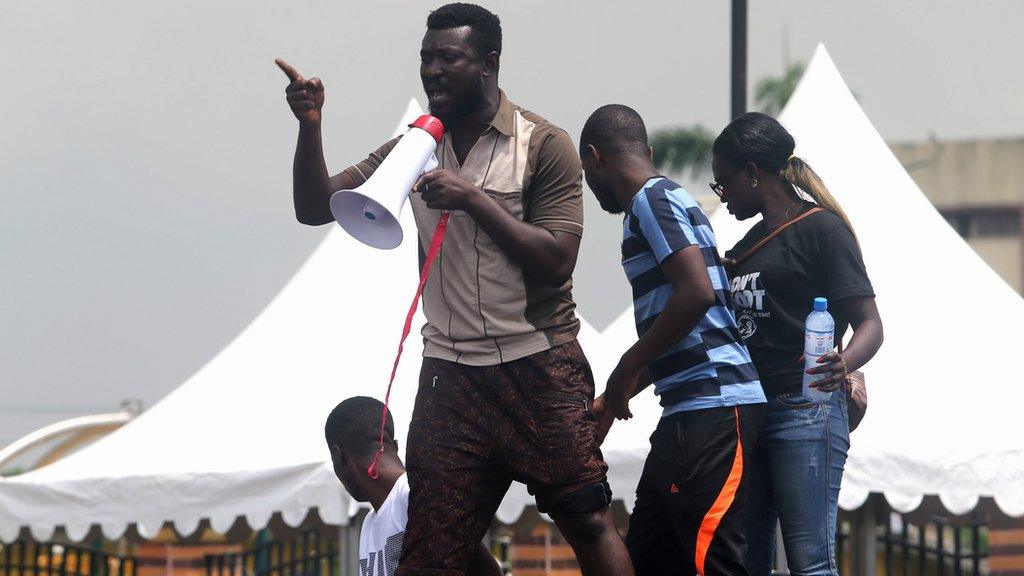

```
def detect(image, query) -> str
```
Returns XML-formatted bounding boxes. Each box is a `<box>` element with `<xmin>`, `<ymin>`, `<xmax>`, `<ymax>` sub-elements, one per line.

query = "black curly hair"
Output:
<box><xmin>324</xmin><ymin>396</ymin><xmax>395</xmax><ymax>457</ymax></box>
<box><xmin>580</xmin><ymin>104</ymin><xmax>649</xmax><ymax>155</ymax></box>
<box><xmin>427</xmin><ymin>3</ymin><xmax>502</xmax><ymax>59</ymax></box>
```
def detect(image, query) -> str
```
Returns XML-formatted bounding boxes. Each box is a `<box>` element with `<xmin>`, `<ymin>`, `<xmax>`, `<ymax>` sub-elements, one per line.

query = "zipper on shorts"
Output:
<box><xmin>536</xmin><ymin>390</ymin><xmax>589</xmax><ymax>412</ymax></box>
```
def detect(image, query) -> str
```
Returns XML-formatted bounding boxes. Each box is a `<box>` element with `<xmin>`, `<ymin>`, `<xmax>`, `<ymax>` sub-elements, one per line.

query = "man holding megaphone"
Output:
<box><xmin>278</xmin><ymin>4</ymin><xmax>634</xmax><ymax>576</ymax></box>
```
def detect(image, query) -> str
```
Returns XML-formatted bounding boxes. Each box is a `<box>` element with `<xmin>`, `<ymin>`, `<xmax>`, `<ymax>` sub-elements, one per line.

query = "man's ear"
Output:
<box><xmin>745</xmin><ymin>161</ymin><xmax>760</xmax><ymax>180</ymax></box>
<box><xmin>482</xmin><ymin>51</ymin><xmax>500</xmax><ymax>76</ymax></box>
<box><xmin>330</xmin><ymin>443</ymin><xmax>344</xmax><ymax>462</ymax></box>
<box><xmin>647</xmin><ymin>145</ymin><xmax>654</xmax><ymax>161</ymax></box>
<box><xmin>586</xmin><ymin>143</ymin><xmax>602</xmax><ymax>166</ymax></box>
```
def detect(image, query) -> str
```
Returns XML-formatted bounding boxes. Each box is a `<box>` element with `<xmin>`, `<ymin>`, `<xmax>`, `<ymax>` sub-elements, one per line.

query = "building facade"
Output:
<box><xmin>891</xmin><ymin>137</ymin><xmax>1024</xmax><ymax>294</ymax></box>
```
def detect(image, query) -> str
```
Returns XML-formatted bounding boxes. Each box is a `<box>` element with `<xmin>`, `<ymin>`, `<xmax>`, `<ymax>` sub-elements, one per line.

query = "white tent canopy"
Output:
<box><xmin>2</xmin><ymin>45</ymin><xmax>1022</xmax><ymax>544</ymax></box>
<box><xmin>708</xmin><ymin>45</ymin><xmax>1024</xmax><ymax>518</ymax></box>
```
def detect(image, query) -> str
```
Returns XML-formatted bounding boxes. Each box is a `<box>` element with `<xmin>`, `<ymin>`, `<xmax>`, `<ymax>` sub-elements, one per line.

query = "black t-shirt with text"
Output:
<box><xmin>724</xmin><ymin>204</ymin><xmax>875</xmax><ymax>396</ymax></box>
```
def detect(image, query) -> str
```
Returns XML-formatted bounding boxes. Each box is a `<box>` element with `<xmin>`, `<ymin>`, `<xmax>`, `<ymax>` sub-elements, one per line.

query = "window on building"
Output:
<box><xmin>942</xmin><ymin>213</ymin><xmax>970</xmax><ymax>237</ymax></box>
<box><xmin>971</xmin><ymin>212</ymin><xmax>1021</xmax><ymax>237</ymax></box>
<box><xmin>940</xmin><ymin>208</ymin><xmax>1022</xmax><ymax>239</ymax></box>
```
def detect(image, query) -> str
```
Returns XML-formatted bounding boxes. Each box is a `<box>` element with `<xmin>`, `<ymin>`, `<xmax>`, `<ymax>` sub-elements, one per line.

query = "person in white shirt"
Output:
<box><xmin>325</xmin><ymin>397</ymin><xmax>504</xmax><ymax>576</ymax></box>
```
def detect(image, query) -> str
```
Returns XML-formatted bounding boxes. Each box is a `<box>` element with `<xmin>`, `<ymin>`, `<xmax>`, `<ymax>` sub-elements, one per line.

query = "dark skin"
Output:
<box><xmin>276</xmin><ymin>27</ymin><xmax>578</xmax><ymax>288</ymax></box>
<box><xmin>592</xmin><ymin>372</ymin><xmax>652</xmax><ymax>446</ymax></box>
<box><xmin>330</xmin><ymin>442</ymin><xmax>403</xmax><ymax>509</ymax></box>
<box><xmin>710</xmin><ymin>153</ymin><xmax>884</xmax><ymax>390</ymax></box>
<box><xmin>287</xmin><ymin>24</ymin><xmax>632</xmax><ymax>576</ymax></box>
<box><xmin>328</xmin><ymin>441</ymin><xmax>503</xmax><ymax>576</ymax></box>
<box><xmin>581</xmin><ymin>144</ymin><xmax>718</xmax><ymax>428</ymax></box>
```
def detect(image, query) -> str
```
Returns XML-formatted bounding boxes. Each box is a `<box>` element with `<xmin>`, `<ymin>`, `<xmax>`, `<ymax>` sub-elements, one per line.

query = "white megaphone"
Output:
<box><xmin>330</xmin><ymin>115</ymin><xmax>446</xmax><ymax>249</ymax></box>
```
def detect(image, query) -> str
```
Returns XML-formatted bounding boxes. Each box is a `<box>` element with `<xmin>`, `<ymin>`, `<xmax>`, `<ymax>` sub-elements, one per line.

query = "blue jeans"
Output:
<box><xmin>744</xmin><ymin>390</ymin><xmax>850</xmax><ymax>576</ymax></box>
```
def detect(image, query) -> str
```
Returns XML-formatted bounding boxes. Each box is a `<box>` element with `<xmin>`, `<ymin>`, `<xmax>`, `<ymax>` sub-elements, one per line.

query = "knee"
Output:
<box><xmin>553</xmin><ymin>509</ymin><xmax>612</xmax><ymax>544</ymax></box>
<box><xmin>547</xmin><ymin>481</ymin><xmax>615</xmax><ymax>544</ymax></box>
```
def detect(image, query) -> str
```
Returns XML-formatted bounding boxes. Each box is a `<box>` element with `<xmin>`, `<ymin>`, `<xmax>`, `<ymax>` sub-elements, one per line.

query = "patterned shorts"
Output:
<box><xmin>396</xmin><ymin>340</ymin><xmax>611</xmax><ymax>575</ymax></box>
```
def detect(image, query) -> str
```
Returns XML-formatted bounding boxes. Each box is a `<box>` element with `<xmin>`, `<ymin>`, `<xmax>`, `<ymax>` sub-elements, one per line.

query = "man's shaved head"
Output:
<box><xmin>579</xmin><ymin>104</ymin><xmax>649</xmax><ymax>156</ymax></box>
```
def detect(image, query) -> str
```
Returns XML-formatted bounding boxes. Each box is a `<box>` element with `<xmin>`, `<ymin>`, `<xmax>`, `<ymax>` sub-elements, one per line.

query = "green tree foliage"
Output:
<box><xmin>649</xmin><ymin>125</ymin><xmax>715</xmax><ymax>178</ymax></box>
<box><xmin>650</xmin><ymin>62</ymin><xmax>805</xmax><ymax>177</ymax></box>
<box><xmin>754</xmin><ymin>61</ymin><xmax>805</xmax><ymax>116</ymax></box>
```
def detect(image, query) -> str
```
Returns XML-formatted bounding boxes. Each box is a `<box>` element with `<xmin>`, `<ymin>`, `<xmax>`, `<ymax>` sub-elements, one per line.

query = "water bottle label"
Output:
<box><xmin>805</xmin><ymin>329</ymin><xmax>834</xmax><ymax>356</ymax></box>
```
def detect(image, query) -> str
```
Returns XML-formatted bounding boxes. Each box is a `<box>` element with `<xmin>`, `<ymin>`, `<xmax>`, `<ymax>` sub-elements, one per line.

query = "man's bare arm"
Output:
<box><xmin>276</xmin><ymin>58</ymin><xmax>359</xmax><ymax>226</ymax></box>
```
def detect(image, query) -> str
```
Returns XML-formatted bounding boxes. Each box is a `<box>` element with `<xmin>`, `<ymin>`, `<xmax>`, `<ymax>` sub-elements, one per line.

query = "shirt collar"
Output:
<box><xmin>488</xmin><ymin>90</ymin><xmax>515</xmax><ymax>137</ymax></box>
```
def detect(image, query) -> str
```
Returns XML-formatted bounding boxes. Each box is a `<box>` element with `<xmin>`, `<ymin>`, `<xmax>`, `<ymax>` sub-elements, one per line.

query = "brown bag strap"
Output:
<box><xmin>731</xmin><ymin>207</ymin><xmax>825</xmax><ymax>269</ymax></box>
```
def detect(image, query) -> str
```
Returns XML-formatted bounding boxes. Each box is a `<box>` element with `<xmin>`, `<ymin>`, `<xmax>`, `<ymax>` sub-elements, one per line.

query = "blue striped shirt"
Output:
<box><xmin>622</xmin><ymin>177</ymin><xmax>765</xmax><ymax>416</ymax></box>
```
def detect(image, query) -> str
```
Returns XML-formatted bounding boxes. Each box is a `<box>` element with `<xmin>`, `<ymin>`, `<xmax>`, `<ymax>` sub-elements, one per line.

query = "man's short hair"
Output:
<box><xmin>580</xmin><ymin>104</ymin><xmax>649</xmax><ymax>155</ymax></box>
<box><xmin>325</xmin><ymin>397</ymin><xmax>395</xmax><ymax>457</ymax></box>
<box><xmin>427</xmin><ymin>3</ymin><xmax>502</xmax><ymax>58</ymax></box>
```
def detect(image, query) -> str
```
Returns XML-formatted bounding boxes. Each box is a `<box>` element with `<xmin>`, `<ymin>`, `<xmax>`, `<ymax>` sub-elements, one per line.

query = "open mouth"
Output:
<box><xmin>426</xmin><ymin>87</ymin><xmax>450</xmax><ymax>107</ymax></box>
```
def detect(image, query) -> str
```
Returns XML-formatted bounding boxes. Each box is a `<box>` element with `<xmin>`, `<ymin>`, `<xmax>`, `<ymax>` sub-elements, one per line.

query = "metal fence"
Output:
<box><xmin>830</xmin><ymin>513</ymin><xmax>989</xmax><ymax>576</ymax></box>
<box><xmin>0</xmin><ymin>541</ymin><xmax>136</xmax><ymax>576</ymax></box>
<box><xmin>878</xmin><ymin>514</ymin><xmax>988</xmax><ymax>576</ymax></box>
<box><xmin>0</xmin><ymin>514</ymin><xmax>994</xmax><ymax>576</ymax></box>
<box><xmin>204</xmin><ymin>531</ymin><xmax>337</xmax><ymax>576</ymax></box>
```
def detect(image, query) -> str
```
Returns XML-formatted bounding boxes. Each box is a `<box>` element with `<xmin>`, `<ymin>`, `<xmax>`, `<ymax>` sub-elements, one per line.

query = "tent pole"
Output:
<box><xmin>730</xmin><ymin>0</ymin><xmax>748</xmax><ymax>119</ymax></box>
<box><xmin>339</xmin><ymin>515</ymin><xmax>362</xmax><ymax>574</ymax></box>
<box><xmin>850</xmin><ymin>495</ymin><xmax>878</xmax><ymax>576</ymax></box>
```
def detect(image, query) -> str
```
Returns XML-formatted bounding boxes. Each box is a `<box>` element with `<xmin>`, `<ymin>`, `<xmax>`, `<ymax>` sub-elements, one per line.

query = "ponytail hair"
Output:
<box><xmin>780</xmin><ymin>156</ymin><xmax>858</xmax><ymax>244</ymax></box>
<box><xmin>713</xmin><ymin>112</ymin><xmax>859</xmax><ymax>244</ymax></box>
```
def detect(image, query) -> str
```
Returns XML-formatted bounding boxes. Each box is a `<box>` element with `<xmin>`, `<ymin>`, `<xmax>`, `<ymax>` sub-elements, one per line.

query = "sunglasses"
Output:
<box><xmin>709</xmin><ymin>166</ymin><xmax>745</xmax><ymax>199</ymax></box>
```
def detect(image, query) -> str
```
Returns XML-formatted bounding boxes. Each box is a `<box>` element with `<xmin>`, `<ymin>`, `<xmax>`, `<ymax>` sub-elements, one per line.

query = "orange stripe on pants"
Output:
<box><xmin>695</xmin><ymin>406</ymin><xmax>744</xmax><ymax>576</ymax></box>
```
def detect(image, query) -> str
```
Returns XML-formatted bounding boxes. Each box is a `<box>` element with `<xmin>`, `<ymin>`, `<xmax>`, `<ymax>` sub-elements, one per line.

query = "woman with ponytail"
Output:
<box><xmin>711</xmin><ymin>112</ymin><xmax>884</xmax><ymax>575</ymax></box>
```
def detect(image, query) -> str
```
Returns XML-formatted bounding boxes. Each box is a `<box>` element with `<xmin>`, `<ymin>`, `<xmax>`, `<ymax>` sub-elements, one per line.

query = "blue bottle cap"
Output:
<box><xmin>814</xmin><ymin>297</ymin><xmax>828</xmax><ymax>311</ymax></box>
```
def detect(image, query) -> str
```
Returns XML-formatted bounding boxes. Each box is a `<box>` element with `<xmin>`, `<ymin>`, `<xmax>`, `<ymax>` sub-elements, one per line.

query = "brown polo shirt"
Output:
<box><xmin>341</xmin><ymin>91</ymin><xmax>583</xmax><ymax>366</ymax></box>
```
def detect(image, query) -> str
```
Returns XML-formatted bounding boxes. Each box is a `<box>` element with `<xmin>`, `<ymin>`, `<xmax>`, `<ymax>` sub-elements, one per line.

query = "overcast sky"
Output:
<box><xmin>2</xmin><ymin>0</ymin><xmax>1022</xmax><ymax>448</ymax></box>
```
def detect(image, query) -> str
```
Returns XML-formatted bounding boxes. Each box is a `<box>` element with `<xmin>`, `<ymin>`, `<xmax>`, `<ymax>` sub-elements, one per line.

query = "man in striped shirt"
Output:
<box><xmin>579</xmin><ymin>105</ymin><xmax>766</xmax><ymax>576</ymax></box>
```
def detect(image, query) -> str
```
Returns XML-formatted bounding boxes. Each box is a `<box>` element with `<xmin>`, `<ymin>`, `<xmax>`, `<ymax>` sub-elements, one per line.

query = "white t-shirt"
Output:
<box><xmin>359</xmin><ymin>473</ymin><xmax>409</xmax><ymax>576</ymax></box>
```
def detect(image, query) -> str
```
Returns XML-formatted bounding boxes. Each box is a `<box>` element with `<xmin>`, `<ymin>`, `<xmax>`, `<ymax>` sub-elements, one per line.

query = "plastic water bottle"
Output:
<box><xmin>801</xmin><ymin>297</ymin><xmax>835</xmax><ymax>402</ymax></box>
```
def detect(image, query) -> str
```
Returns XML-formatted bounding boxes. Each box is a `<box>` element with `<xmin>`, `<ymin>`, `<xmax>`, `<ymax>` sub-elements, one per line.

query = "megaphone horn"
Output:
<box><xmin>330</xmin><ymin>115</ymin><xmax>445</xmax><ymax>250</ymax></box>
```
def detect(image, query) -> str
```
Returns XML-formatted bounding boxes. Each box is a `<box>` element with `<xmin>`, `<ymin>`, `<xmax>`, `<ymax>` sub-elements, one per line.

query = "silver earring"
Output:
<box><xmin>751</xmin><ymin>178</ymin><xmax>759</xmax><ymax>188</ymax></box>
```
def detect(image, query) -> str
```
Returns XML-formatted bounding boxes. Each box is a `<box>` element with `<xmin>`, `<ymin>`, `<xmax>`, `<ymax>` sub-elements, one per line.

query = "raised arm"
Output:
<box><xmin>275</xmin><ymin>59</ymin><xmax>359</xmax><ymax>225</ymax></box>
